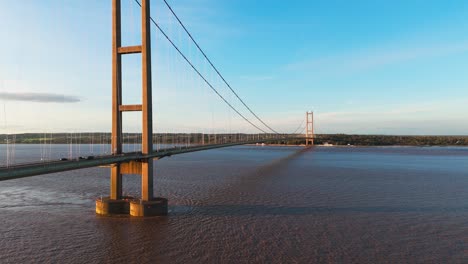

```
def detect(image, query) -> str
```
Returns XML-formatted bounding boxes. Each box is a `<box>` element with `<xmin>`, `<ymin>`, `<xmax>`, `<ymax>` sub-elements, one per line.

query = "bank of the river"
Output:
<box><xmin>1</xmin><ymin>133</ymin><xmax>468</xmax><ymax>146</ymax></box>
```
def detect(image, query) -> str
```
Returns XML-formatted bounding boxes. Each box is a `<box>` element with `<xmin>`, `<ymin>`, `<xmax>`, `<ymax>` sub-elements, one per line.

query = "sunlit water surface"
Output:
<box><xmin>1</xmin><ymin>145</ymin><xmax>468</xmax><ymax>263</ymax></box>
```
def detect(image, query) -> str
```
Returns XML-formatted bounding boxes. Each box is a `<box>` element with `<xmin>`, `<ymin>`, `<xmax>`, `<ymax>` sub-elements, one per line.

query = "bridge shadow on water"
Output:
<box><xmin>251</xmin><ymin>146</ymin><xmax>314</xmax><ymax>176</ymax></box>
<box><xmin>164</xmin><ymin>146</ymin><xmax>468</xmax><ymax>217</ymax></box>
<box><xmin>168</xmin><ymin>146</ymin><xmax>468</xmax><ymax>216</ymax></box>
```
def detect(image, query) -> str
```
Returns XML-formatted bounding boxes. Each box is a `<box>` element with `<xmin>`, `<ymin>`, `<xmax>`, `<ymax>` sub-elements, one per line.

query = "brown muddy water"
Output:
<box><xmin>1</xmin><ymin>145</ymin><xmax>468</xmax><ymax>263</ymax></box>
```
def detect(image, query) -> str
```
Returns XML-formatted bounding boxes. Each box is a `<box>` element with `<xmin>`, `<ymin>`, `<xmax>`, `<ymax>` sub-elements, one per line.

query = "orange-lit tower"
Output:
<box><xmin>96</xmin><ymin>0</ymin><xmax>167</xmax><ymax>217</ymax></box>
<box><xmin>306</xmin><ymin>111</ymin><xmax>314</xmax><ymax>146</ymax></box>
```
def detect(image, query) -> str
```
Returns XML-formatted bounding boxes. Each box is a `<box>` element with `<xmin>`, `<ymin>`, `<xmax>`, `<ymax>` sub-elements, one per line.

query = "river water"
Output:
<box><xmin>1</xmin><ymin>145</ymin><xmax>468</xmax><ymax>263</ymax></box>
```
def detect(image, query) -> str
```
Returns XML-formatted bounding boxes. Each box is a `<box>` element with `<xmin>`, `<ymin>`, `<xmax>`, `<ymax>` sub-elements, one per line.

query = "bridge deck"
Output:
<box><xmin>0</xmin><ymin>138</ymin><xmax>305</xmax><ymax>181</ymax></box>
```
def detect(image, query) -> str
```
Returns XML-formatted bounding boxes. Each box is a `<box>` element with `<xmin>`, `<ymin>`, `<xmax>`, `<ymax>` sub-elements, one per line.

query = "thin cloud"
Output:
<box><xmin>0</xmin><ymin>92</ymin><xmax>81</xmax><ymax>103</ymax></box>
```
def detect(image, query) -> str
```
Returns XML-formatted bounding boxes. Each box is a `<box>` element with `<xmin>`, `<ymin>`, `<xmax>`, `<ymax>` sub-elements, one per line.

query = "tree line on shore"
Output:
<box><xmin>281</xmin><ymin>134</ymin><xmax>468</xmax><ymax>146</ymax></box>
<box><xmin>1</xmin><ymin>133</ymin><xmax>468</xmax><ymax>146</ymax></box>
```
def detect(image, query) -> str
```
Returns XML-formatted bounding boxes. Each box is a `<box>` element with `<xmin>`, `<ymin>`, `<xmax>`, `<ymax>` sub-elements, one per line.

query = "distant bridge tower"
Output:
<box><xmin>96</xmin><ymin>0</ymin><xmax>167</xmax><ymax>217</ymax></box>
<box><xmin>306</xmin><ymin>111</ymin><xmax>314</xmax><ymax>146</ymax></box>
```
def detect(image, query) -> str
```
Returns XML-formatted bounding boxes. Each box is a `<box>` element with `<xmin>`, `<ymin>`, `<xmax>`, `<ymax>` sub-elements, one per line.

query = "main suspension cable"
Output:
<box><xmin>161</xmin><ymin>0</ymin><xmax>280</xmax><ymax>135</ymax></box>
<box><xmin>134</xmin><ymin>0</ymin><xmax>268</xmax><ymax>134</ymax></box>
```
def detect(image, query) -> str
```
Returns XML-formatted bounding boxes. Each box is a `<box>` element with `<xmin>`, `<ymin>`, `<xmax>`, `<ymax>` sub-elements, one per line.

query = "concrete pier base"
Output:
<box><xmin>95</xmin><ymin>196</ymin><xmax>132</xmax><ymax>215</ymax></box>
<box><xmin>96</xmin><ymin>196</ymin><xmax>168</xmax><ymax>217</ymax></box>
<box><xmin>130</xmin><ymin>197</ymin><xmax>168</xmax><ymax>217</ymax></box>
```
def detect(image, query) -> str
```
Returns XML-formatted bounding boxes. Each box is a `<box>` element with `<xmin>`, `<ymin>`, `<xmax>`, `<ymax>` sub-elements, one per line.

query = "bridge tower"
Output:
<box><xmin>306</xmin><ymin>111</ymin><xmax>314</xmax><ymax>146</ymax></box>
<box><xmin>96</xmin><ymin>0</ymin><xmax>168</xmax><ymax>217</ymax></box>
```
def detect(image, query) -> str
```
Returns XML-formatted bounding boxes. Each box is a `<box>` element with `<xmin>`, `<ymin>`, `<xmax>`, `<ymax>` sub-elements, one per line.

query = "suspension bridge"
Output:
<box><xmin>0</xmin><ymin>0</ymin><xmax>314</xmax><ymax>216</ymax></box>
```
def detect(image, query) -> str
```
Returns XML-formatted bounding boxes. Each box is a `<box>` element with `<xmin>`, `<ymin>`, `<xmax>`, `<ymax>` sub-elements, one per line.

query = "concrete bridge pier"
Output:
<box><xmin>96</xmin><ymin>166</ymin><xmax>128</xmax><ymax>215</ymax></box>
<box><xmin>128</xmin><ymin>159</ymin><xmax>168</xmax><ymax>217</ymax></box>
<box><xmin>129</xmin><ymin>198</ymin><xmax>168</xmax><ymax>217</ymax></box>
<box><xmin>95</xmin><ymin>160</ymin><xmax>168</xmax><ymax>217</ymax></box>
<box><xmin>97</xmin><ymin>196</ymin><xmax>168</xmax><ymax>217</ymax></box>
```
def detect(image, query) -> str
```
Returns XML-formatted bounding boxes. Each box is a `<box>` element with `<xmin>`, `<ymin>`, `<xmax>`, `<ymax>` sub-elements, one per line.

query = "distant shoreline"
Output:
<box><xmin>249</xmin><ymin>144</ymin><xmax>468</xmax><ymax>147</ymax></box>
<box><xmin>1</xmin><ymin>133</ymin><xmax>468</xmax><ymax>146</ymax></box>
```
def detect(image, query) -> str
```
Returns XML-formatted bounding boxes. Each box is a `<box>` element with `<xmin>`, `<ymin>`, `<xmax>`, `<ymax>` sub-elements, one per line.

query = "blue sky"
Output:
<box><xmin>1</xmin><ymin>0</ymin><xmax>468</xmax><ymax>135</ymax></box>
